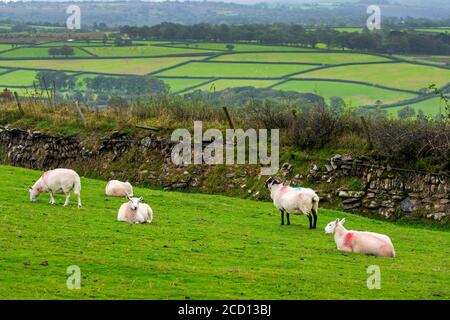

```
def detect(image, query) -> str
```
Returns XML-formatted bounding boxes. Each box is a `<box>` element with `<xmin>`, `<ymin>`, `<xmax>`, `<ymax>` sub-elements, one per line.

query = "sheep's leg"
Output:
<box><xmin>63</xmin><ymin>192</ymin><xmax>70</xmax><ymax>207</ymax></box>
<box><xmin>75</xmin><ymin>193</ymin><xmax>82</xmax><ymax>208</ymax></box>
<box><xmin>49</xmin><ymin>192</ymin><xmax>55</xmax><ymax>205</ymax></box>
<box><xmin>286</xmin><ymin>213</ymin><xmax>291</xmax><ymax>225</ymax></box>
<box><xmin>312</xmin><ymin>209</ymin><xmax>318</xmax><ymax>229</ymax></box>
<box><xmin>280</xmin><ymin>210</ymin><xmax>285</xmax><ymax>225</ymax></box>
<box><xmin>307</xmin><ymin>214</ymin><xmax>313</xmax><ymax>229</ymax></box>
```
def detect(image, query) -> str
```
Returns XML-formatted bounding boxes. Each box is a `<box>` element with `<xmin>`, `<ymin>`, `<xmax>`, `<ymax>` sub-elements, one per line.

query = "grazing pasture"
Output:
<box><xmin>273</xmin><ymin>80</ymin><xmax>418</xmax><ymax>106</ymax></box>
<box><xmin>0</xmin><ymin>47</ymin><xmax>93</xmax><ymax>58</ymax></box>
<box><xmin>188</xmin><ymin>79</ymin><xmax>280</xmax><ymax>93</ymax></box>
<box><xmin>295</xmin><ymin>63</ymin><xmax>450</xmax><ymax>91</ymax></box>
<box><xmin>0</xmin><ymin>39</ymin><xmax>447</xmax><ymax>116</ymax></box>
<box><xmin>167</xmin><ymin>42</ymin><xmax>313</xmax><ymax>52</ymax></box>
<box><xmin>0</xmin><ymin>165</ymin><xmax>448</xmax><ymax>299</ymax></box>
<box><xmin>213</xmin><ymin>52</ymin><xmax>390</xmax><ymax>64</ymax></box>
<box><xmin>0</xmin><ymin>57</ymin><xmax>204</xmax><ymax>75</ymax></box>
<box><xmin>85</xmin><ymin>46</ymin><xmax>215</xmax><ymax>57</ymax></box>
<box><xmin>156</xmin><ymin>61</ymin><xmax>315</xmax><ymax>78</ymax></box>
<box><xmin>0</xmin><ymin>70</ymin><xmax>37</xmax><ymax>86</ymax></box>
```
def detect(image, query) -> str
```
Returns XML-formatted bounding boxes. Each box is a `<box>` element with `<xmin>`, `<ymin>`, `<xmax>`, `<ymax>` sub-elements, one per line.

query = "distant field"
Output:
<box><xmin>295</xmin><ymin>63</ymin><xmax>450</xmax><ymax>91</ymax></box>
<box><xmin>213</xmin><ymin>52</ymin><xmax>389</xmax><ymax>64</ymax></box>
<box><xmin>387</xmin><ymin>97</ymin><xmax>447</xmax><ymax>117</ymax></box>
<box><xmin>162</xmin><ymin>78</ymin><xmax>210</xmax><ymax>93</ymax></box>
<box><xmin>188</xmin><ymin>79</ymin><xmax>279</xmax><ymax>93</ymax></box>
<box><xmin>0</xmin><ymin>70</ymin><xmax>37</xmax><ymax>86</ymax></box>
<box><xmin>396</xmin><ymin>55</ymin><xmax>450</xmax><ymax>67</ymax></box>
<box><xmin>0</xmin><ymin>47</ymin><xmax>92</xmax><ymax>58</ymax></box>
<box><xmin>0</xmin><ymin>57</ymin><xmax>204</xmax><ymax>75</ymax></box>
<box><xmin>334</xmin><ymin>27</ymin><xmax>364</xmax><ymax>33</ymax></box>
<box><xmin>414</xmin><ymin>28</ymin><xmax>450</xmax><ymax>33</ymax></box>
<box><xmin>1</xmin><ymin>39</ymin><xmax>448</xmax><ymax>117</ymax></box>
<box><xmin>273</xmin><ymin>80</ymin><xmax>418</xmax><ymax>106</ymax></box>
<box><xmin>167</xmin><ymin>42</ymin><xmax>311</xmax><ymax>52</ymax></box>
<box><xmin>0</xmin><ymin>44</ymin><xmax>13</xmax><ymax>51</ymax></box>
<box><xmin>156</xmin><ymin>62</ymin><xmax>314</xmax><ymax>78</ymax></box>
<box><xmin>85</xmin><ymin>46</ymin><xmax>214</xmax><ymax>57</ymax></box>
<box><xmin>39</xmin><ymin>41</ymin><xmax>115</xmax><ymax>47</ymax></box>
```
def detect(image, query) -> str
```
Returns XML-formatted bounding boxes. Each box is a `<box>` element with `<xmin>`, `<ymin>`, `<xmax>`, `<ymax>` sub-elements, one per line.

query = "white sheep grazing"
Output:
<box><xmin>29</xmin><ymin>168</ymin><xmax>82</xmax><ymax>208</ymax></box>
<box><xmin>325</xmin><ymin>218</ymin><xmax>396</xmax><ymax>257</ymax></box>
<box><xmin>117</xmin><ymin>196</ymin><xmax>153</xmax><ymax>224</ymax></box>
<box><xmin>105</xmin><ymin>180</ymin><xmax>133</xmax><ymax>197</ymax></box>
<box><xmin>265</xmin><ymin>177</ymin><xmax>319</xmax><ymax>229</ymax></box>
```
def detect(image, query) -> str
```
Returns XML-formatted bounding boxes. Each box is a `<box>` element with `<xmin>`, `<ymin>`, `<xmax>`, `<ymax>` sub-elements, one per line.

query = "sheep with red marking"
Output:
<box><xmin>118</xmin><ymin>196</ymin><xmax>153</xmax><ymax>224</ymax></box>
<box><xmin>325</xmin><ymin>218</ymin><xmax>396</xmax><ymax>257</ymax></box>
<box><xmin>105</xmin><ymin>180</ymin><xmax>133</xmax><ymax>197</ymax></box>
<box><xmin>29</xmin><ymin>168</ymin><xmax>82</xmax><ymax>208</ymax></box>
<box><xmin>265</xmin><ymin>177</ymin><xmax>319</xmax><ymax>229</ymax></box>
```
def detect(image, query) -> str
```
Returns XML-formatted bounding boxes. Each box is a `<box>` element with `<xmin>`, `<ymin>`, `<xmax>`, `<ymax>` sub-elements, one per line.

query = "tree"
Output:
<box><xmin>226</xmin><ymin>44</ymin><xmax>235</xmax><ymax>51</ymax></box>
<box><xmin>397</xmin><ymin>106</ymin><xmax>416</xmax><ymax>119</ymax></box>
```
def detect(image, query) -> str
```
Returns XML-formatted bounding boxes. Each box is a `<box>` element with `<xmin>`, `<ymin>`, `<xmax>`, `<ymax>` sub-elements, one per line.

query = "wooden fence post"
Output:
<box><xmin>13</xmin><ymin>92</ymin><xmax>24</xmax><ymax>116</ymax></box>
<box><xmin>74</xmin><ymin>101</ymin><xmax>87</xmax><ymax>128</ymax></box>
<box><xmin>360</xmin><ymin>116</ymin><xmax>373</xmax><ymax>150</ymax></box>
<box><xmin>222</xmin><ymin>106</ymin><xmax>235</xmax><ymax>129</ymax></box>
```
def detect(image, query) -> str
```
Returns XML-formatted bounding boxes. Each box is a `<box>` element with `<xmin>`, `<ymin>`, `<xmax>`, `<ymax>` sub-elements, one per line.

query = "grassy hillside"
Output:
<box><xmin>0</xmin><ymin>165</ymin><xmax>448</xmax><ymax>299</ymax></box>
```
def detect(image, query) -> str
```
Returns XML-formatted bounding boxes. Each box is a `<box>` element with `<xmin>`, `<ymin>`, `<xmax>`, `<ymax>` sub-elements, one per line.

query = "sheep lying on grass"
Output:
<box><xmin>118</xmin><ymin>196</ymin><xmax>153</xmax><ymax>224</ymax></box>
<box><xmin>106</xmin><ymin>180</ymin><xmax>133</xmax><ymax>197</ymax></box>
<box><xmin>325</xmin><ymin>218</ymin><xmax>396</xmax><ymax>257</ymax></box>
<box><xmin>29</xmin><ymin>168</ymin><xmax>82</xmax><ymax>208</ymax></box>
<box><xmin>265</xmin><ymin>177</ymin><xmax>319</xmax><ymax>229</ymax></box>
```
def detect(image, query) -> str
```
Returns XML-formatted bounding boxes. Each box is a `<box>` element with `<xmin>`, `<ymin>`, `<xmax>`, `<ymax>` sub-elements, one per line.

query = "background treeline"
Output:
<box><xmin>121</xmin><ymin>23</ymin><xmax>450</xmax><ymax>55</ymax></box>
<box><xmin>1</xmin><ymin>1</ymin><xmax>449</xmax><ymax>27</ymax></box>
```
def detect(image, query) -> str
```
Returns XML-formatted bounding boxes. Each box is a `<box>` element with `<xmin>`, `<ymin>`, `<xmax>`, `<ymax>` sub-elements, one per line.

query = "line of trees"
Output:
<box><xmin>35</xmin><ymin>71</ymin><xmax>76</xmax><ymax>91</ymax></box>
<box><xmin>120</xmin><ymin>23</ymin><xmax>450</xmax><ymax>55</ymax></box>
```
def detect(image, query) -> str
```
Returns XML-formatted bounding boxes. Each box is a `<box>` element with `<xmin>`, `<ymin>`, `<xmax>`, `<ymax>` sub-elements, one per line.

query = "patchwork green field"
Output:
<box><xmin>0</xmin><ymin>47</ymin><xmax>93</xmax><ymax>58</ymax></box>
<box><xmin>85</xmin><ymin>46</ymin><xmax>214</xmax><ymax>57</ymax></box>
<box><xmin>213</xmin><ymin>52</ymin><xmax>390</xmax><ymax>64</ymax></box>
<box><xmin>0</xmin><ymin>165</ymin><xmax>448</xmax><ymax>299</ymax></box>
<box><xmin>189</xmin><ymin>79</ymin><xmax>279</xmax><ymax>93</ymax></box>
<box><xmin>156</xmin><ymin>62</ymin><xmax>314</xmax><ymax>78</ymax></box>
<box><xmin>0</xmin><ymin>70</ymin><xmax>37</xmax><ymax>86</ymax></box>
<box><xmin>295</xmin><ymin>63</ymin><xmax>450</xmax><ymax>91</ymax></box>
<box><xmin>273</xmin><ymin>80</ymin><xmax>418</xmax><ymax>106</ymax></box>
<box><xmin>0</xmin><ymin>40</ymin><xmax>448</xmax><ymax>116</ymax></box>
<box><xmin>0</xmin><ymin>57</ymin><xmax>203</xmax><ymax>75</ymax></box>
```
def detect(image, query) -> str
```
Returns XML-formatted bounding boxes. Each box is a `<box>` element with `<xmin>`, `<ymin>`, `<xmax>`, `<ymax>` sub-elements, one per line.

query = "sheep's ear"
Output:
<box><xmin>126</xmin><ymin>194</ymin><xmax>131</xmax><ymax>201</ymax></box>
<box><xmin>335</xmin><ymin>218</ymin><xmax>340</xmax><ymax>224</ymax></box>
<box><xmin>139</xmin><ymin>197</ymin><xmax>144</xmax><ymax>202</ymax></box>
<box><xmin>340</xmin><ymin>218</ymin><xmax>346</xmax><ymax>225</ymax></box>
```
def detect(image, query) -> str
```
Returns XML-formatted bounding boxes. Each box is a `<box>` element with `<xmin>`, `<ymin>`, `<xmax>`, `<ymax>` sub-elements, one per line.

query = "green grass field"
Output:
<box><xmin>213</xmin><ymin>52</ymin><xmax>389</xmax><ymax>64</ymax></box>
<box><xmin>0</xmin><ymin>47</ymin><xmax>93</xmax><ymax>58</ymax></box>
<box><xmin>273</xmin><ymin>80</ymin><xmax>418</xmax><ymax>106</ymax></box>
<box><xmin>167</xmin><ymin>42</ymin><xmax>312</xmax><ymax>52</ymax></box>
<box><xmin>295</xmin><ymin>63</ymin><xmax>450</xmax><ymax>91</ymax></box>
<box><xmin>0</xmin><ymin>165</ymin><xmax>448</xmax><ymax>299</ymax></box>
<box><xmin>386</xmin><ymin>97</ymin><xmax>447</xmax><ymax>117</ymax></box>
<box><xmin>0</xmin><ymin>70</ymin><xmax>37</xmax><ymax>86</ymax></box>
<box><xmin>0</xmin><ymin>44</ymin><xmax>14</xmax><ymax>51</ymax></box>
<box><xmin>161</xmin><ymin>78</ymin><xmax>210</xmax><ymax>93</ymax></box>
<box><xmin>188</xmin><ymin>79</ymin><xmax>279</xmax><ymax>93</ymax></box>
<box><xmin>0</xmin><ymin>57</ymin><xmax>204</xmax><ymax>75</ymax></box>
<box><xmin>1</xmin><ymin>39</ymin><xmax>448</xmax><ymax>116</ymax></box>
<box><xmin>156</xmin><ymin>62</ymin><xmax>314</xmax><ymax>78</ymax></box>
<box><xmin>85</xmin><ymin>46</ymin><xmax>215</xmax><ymax>57</ymax></box>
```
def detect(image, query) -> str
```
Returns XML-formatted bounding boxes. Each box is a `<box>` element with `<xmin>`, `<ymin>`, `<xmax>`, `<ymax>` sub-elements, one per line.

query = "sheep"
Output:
<box><xmin>265</xmin><ymin>177</ymin><xmax>319</xmax><ymax>229</ymax></box>
<box><xmin>325</xmin><ymin>218</ymin><xmax>396</xmax><ymax>257</ymax></box>
<box><xmin>29</xmin><ymin>168</ymin><xmax>82</xmax><ymax>208</ymax></box>
<box><xmin>105</xmin><ymin>180</ymin><xmax>133</xmax><ymax>197</ymax></box>
<box><xmin>117</xmin><ymin>196</ymin><xmax>153</xmax><ymax>224</ymax></box>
